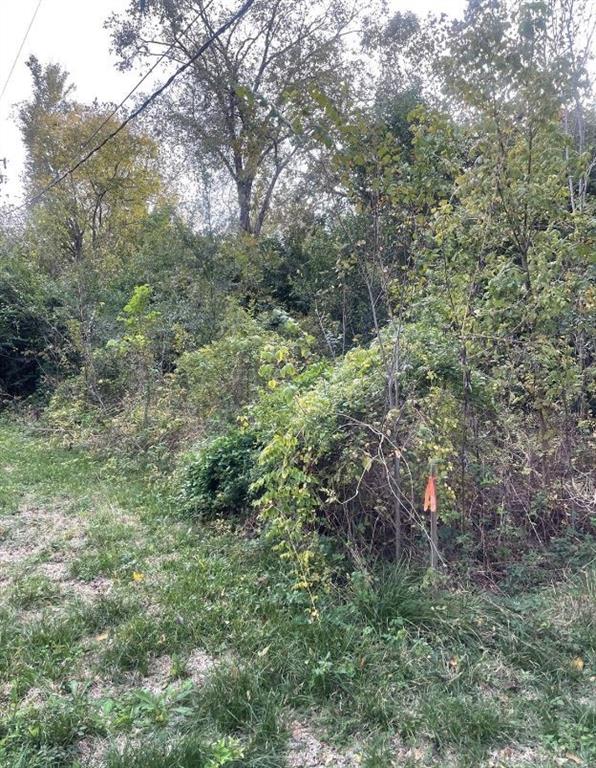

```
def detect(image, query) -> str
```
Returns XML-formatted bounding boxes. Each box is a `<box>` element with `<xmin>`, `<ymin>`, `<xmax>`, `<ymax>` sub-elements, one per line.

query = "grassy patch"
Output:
<box><xmin>0</xmin><ymin>420</ymin><xmax>594</xmax><ymax>768</ymax></box>
<box><xmin>7</xmin><ymin>573</ymin><xmax>62</xmax><ymax>609</ymax></box>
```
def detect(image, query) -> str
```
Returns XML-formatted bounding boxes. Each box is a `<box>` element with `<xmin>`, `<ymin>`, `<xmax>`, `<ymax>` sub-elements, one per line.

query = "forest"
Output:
<box><xmin>0</xmin><ymin>0</ymin><xmax>594</xmax><ymax>766</ymax></box>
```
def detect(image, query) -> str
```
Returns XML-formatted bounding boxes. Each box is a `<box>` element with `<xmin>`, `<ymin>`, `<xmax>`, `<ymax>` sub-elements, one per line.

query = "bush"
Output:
<box><xmin>174</xmin><ymin>308</ymin><xmax>275</xmax><ymax>429</ymax></box>
<box><xmin>179</xmin><ymin>429</ymin><xmax>257</xmax><ymax>520</ymax></box>
<box><xmin>0</xmin><ymin>242</ymin><xmax>68</xmax><ymax>401</ymax></box>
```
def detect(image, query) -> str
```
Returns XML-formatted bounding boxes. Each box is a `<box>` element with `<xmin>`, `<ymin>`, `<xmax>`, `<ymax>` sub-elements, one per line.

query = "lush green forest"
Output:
<box><xmin>0</xmin><ymin>0</ymin><xmax>594</xmax><ymax>766</ymax></box>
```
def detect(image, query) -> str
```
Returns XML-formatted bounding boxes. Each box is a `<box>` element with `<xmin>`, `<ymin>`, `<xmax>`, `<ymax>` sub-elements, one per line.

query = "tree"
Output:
<box><xmin>108</xmin><ymin>284</ymin><xmax>162</xmax><ymax>429</ymax></box>
<box><xmin>417</xmin><ymin>0</ymin><xmax>596</xmax><ymax>541</ymax></box>
<box><xmin>109</xmin><ymin>0</ymin><xmax>357</xmax><ymax>234</ymax></box>
<box><xmin>19</xmin><ymin>58</ymin><xmax>164</xmax><ymax>402</ymax></box>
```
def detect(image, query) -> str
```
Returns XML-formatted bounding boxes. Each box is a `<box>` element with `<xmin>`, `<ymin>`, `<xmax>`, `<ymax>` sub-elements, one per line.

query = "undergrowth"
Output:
<box><xmin>0</xmin><ymin>421</ymin><xmax>594</xmax><ymax>767</ymax></box>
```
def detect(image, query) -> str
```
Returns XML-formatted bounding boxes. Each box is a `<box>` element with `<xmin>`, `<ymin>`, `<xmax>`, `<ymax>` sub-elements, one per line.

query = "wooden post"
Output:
<box><xmin>430</xmin><ymin>497</ymin><xmax>439</xmax><ymax>570</ymax></box>
<box><xmin>393</xmin><ymin>451</ymin><xmax>401</xmax><ymax>561</ymax></box>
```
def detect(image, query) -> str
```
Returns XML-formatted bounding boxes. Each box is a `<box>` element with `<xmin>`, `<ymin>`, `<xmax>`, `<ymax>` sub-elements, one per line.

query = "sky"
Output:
<box><xmin>0</xmin><ymin>0</ymin><xmax>467</xmax><ymax>205</ymax></box>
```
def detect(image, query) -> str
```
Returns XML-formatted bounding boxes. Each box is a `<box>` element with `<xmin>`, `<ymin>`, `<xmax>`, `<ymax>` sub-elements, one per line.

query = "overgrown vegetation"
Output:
<box><xmin>0</xmin><ymin>422</ymin><xmax>594</xmax><ymax>767</ymax></box>
<box><xmin>0</xmin><ymin>0</ymin><xmax>595</xmax><ymax>764</ymax></box>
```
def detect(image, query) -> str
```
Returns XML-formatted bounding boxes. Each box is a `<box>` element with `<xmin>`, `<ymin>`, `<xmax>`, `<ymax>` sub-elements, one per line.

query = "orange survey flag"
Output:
<box><xmin>423</xmin><ymin>475</ymin><xmax>437</xmax><ymax>513</ymax></box>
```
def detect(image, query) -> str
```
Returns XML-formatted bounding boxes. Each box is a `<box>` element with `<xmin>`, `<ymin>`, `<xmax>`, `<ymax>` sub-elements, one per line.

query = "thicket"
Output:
<box><xmin>1</xmin><ymin>0</ymin><xmax>594</xmax><ymax>591</ymax></box>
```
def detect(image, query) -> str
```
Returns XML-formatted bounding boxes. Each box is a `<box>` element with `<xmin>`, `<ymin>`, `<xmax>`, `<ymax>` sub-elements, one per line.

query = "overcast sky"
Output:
<box><xmin>0</xmin><ymin>0</ymin><xmax>467</xmax><ymax>205</ymax></box>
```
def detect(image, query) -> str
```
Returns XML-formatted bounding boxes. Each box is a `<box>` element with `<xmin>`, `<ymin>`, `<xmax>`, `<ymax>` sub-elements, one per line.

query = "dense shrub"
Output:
<box><xmin>179</xmin><ymin>429</ymin><xmax>258</xmax><ymax>520</ymax></box>
<box><xmin>175</xmin><ymin>309</ymin><xmax>276</xmax><ymax>429</ymax></box>
<box><xmin>249</xmin><ymin>326</ymin><xmax>473</xmax><ymax>574</ymax></box>
<box><xmin>0</xmin><ymin>244</ymin><xmax>67</xmax><ymax>401</ymax></box>
<box><xmin>248</xmin><ymin>316</ymin><xmax>595</xmax><ymax>587</ymax></box>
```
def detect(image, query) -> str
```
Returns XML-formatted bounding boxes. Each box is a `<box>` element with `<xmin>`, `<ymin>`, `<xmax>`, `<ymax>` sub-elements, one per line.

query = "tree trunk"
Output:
<box><xmin>237</xmin><ymin>177</ymin><xmax>253</xmax><ymax>234</ymax></box>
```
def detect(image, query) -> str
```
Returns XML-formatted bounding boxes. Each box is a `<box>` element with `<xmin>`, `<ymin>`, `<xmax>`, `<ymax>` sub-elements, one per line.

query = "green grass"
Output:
<box><xmin>7</xmin><ymin>573</ymin><xmax>62</xmax><ymax>609</ymax></box>
<box><xmin>0</xmin><ymin>419</ymin><xmax>594</xmax><ymax>767</ymax></box>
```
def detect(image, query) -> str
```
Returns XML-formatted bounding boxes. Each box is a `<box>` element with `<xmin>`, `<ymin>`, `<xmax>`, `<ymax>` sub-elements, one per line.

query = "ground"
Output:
<box><xmin>0</xmin><ymin>420</ymin><xmax>594</xmax><ymax>767</ymax></box>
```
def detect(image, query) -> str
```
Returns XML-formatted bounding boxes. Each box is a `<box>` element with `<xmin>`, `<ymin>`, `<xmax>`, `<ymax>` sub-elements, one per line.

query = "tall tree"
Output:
<box><xmin>19</xmin><ymin>58</ymin><xmax>163</xmax><ymax>401</ymax></box>
<box><xmin>109</xmin><ymin>0</ymin><xmax>356</xmax><ymax>234</ymax></box>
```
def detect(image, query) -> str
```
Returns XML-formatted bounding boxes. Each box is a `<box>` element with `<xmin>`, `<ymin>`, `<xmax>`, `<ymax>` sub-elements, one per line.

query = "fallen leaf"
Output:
<box><xmin>570</xmin><ymin>656</ymin><xmax>584</xmax><ymax>672</ymax></box>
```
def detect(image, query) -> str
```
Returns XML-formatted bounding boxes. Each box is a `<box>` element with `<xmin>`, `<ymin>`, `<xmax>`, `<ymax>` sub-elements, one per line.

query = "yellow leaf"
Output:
<box><xmin>570</xmin><ymin>656</ymin><xmax>584</xmax><ymax>672</ymax></box>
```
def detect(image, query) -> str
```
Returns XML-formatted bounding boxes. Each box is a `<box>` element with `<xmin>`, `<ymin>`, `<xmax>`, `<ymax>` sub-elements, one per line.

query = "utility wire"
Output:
<box><xmin>0</xmin><ymin>0</ymin><xmax>44</xmax><ymax>107</ymax></box>
<box><xmin>20</xmin><ymin>0</ymin><xmax>254</xmax><ymax>210</ymax></box>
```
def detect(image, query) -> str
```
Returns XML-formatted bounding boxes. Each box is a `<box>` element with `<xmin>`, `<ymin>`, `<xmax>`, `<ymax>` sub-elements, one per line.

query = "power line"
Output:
<box><xmin>0</xmin><ymin>0</ymin><xmax>44</xmax><ymax>107</ymax></box>
<box><xmin>20</xmin><ymin>0</ymin><xmax>255</xmax><ymax>210</ymax></box>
